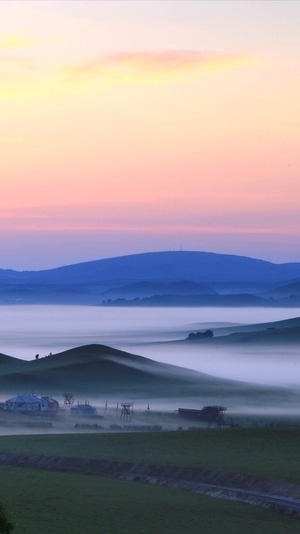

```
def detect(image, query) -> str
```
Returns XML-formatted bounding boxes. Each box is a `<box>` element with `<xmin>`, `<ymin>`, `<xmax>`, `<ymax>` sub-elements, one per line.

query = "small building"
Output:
<box><xmin>4</xmin><ymin>394</ymin><xmax>59</xmax><ymax>413</ymax></box>
<box><xmin>70</xmin><ymin>401</ymin><xmax>97</xmax><ymax>417</ymax></box>
<box><xmin>178</xmin><ymin>406</ymin><xmax>226</xmax><ymax>424</ymax></box>
<box><xmin>41</xmin><ymin>396</ymin><xmax>59</xmax><ymax>413</ymax></box>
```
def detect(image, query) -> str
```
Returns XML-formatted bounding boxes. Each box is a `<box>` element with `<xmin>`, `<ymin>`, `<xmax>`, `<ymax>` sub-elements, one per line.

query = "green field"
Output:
<box><xmin>0</xmin><ymin>465</ymin><xmax>298</xmax><ymax>534</ymax></box>
<box><xmin>1</xmin><ymin>427</ymin><xmax>300</xmax><ymax>483</ymax></box>
<box><xmin>1</xmin><ymin>427</ymin><xmax>300</xmax><ymax>533</ymax></box>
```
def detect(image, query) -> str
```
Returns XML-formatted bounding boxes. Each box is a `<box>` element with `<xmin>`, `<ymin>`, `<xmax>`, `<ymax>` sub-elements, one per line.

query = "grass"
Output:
<box><xmin>1</xmin><ymin>425</ymin><xmax>300</xmax><ymax>532</ymax></box>
<box><xmin>1</xmin><ymin>426</ymin><xmax>300</xmax><ymax>484</ymax></box>
<box><xmin>1</xmin><ymin>343</ymin><xmax>298</xmax><ymax>408</ymax></box>
<box><xmin>1</xmin><ymin>465</ymin><xmax>299</xmax><ymax>534</ymax></box>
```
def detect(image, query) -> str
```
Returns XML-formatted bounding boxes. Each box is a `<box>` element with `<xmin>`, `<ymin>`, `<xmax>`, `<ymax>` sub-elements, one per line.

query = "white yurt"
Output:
<box><xmin>4</xmin><ymin>394</ymin><xmax>59</xmax><ymax>413</ymax></box>
<box><xmin>70</xmin><ymin>401</ymin><xmax>97</xmax><ymax>417</ymax></box>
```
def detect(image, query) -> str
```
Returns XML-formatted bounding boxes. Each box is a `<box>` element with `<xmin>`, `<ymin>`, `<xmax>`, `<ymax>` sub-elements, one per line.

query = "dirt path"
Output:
<box><xmin>1</xmin><ymin>452</ymin><xmax>300</xmax><ymax>518</ymax></box>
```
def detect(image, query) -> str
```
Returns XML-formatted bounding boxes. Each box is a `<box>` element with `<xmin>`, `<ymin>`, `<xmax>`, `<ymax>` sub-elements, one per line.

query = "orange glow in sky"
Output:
<box><xmin>0</xmin><ymin>0</ymin><xmax>299</xmax><ymax>269</ymax></box>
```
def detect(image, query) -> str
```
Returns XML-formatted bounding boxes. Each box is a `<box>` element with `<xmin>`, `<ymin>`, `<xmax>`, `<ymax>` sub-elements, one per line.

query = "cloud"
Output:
<box><xmin>0</xmin><ymin>34</ymin><xmax>34</xmax><ymax>50</ymax></box>
<box><xmin>0</xmin><ymin>45</ymin><xmax>257</xmax><ymax>96</ymax></box>
<box><xmin>1</xmin><ymin>203</ymin><xmax>298</xmax><ymax>236</ymax></box>
<box><xmin>0</xmin><ymin>34</ymin><xmax>32</xmax><ymax>69</ymax></box>
<box><xmin>0</xmin><ymin>57</ymin><xmax>36</xmax><ymax>95</ymax></box>
<box><xmin>0</xmin><ymin>55</ymin><xmax>33</xmax><ymax>70</ymax></box>
<box><xmin>0</xmin><ymin>36</ymin><xmax>56</xmax><ymax>97</ymax></box>
<box><xmin>0</xmin><ymin>34</ymin><xmax>36</xmax><ymax>92</ymax></box>
<box><xmin>64</xmin><ymin>50</ymin><xmax>257</xmax><ymax>84</ymax></box>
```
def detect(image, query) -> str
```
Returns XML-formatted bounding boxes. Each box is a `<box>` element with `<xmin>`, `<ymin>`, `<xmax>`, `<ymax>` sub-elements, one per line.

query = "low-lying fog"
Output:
<box><xmin>1</xmin><ymin>305</ymin><xmax>300</xmax><ymax>387</ymax></box>
<box><xmin>123</xmin><ymin>343</ymin><xmax>300</xmax><ymax>387</ymax></box>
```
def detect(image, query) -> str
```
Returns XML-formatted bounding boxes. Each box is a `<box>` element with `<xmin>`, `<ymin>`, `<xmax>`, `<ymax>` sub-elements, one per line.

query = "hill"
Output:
<box><xmin>0</xmin><ymin>344</ymin><xmax>295</xmax><ymax>409</ymax></box>
<box><xmin>1</xmin><ymin>250</ymin><xmax>300</xmax><ymax>304</ymax></box>
<box><xmin>183</xmin><ymin>316</ymin><xmax>300</xmax><ymax>346</ymax></box>
<box><xmin>260</xmin><ymin>280</ymin><xmax>300</xmax><ymax>299</ymax></box>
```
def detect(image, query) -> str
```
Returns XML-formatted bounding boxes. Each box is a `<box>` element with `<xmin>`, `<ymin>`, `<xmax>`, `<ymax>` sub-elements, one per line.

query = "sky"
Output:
<box><xmin>0</xmin><ymin>0</ymin><xmax>300</xmax><ymax>271</ymax></box>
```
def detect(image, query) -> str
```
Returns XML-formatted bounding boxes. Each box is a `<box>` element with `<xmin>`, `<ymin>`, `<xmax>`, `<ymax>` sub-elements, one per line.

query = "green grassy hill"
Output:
<box><xmin>0</xmin><ymin>344</ymin><xmax>218</xmax><ymax>398</ymax></box>
<box><xmin>0</xmin><ymin>344</ymin><xmax>298</xmax><ymax>411</ymax></box>
<box><xmin>183</xmin><ymin>316</ymin><xmax>300</xmax><ymax>345</ymax></box>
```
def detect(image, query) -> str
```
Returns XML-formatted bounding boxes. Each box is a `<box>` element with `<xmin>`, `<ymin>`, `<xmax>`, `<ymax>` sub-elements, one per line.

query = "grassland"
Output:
<box><xmin>1</xmin><ymin>427</ymin><xmax>300</xmax><ymax>533</ymax></box>
<box><xmin>1</xmin><ymin>427</ymin><xmax>300</xmax><ymax>484</ymax></box>
<box><xmin>0</xmin><ymin>320</ymin><xmax>299</xmax><ymax>532</ymax></box>
<box><xmin>1</xmin><ymin>465</ymin><xmax>299</xmax><ymax>534</ymax></box>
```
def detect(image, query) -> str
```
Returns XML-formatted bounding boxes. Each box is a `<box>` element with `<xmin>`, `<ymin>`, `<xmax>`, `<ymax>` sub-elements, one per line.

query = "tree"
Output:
<box><xmin>0</xmin><ymin>501</ymin><xmax>15</xmax><ymax>533</ymax></box>
<box><xmin>186</xmin><ymin>329</ymin><xmax>214</xmax><ymax>340</ymax></box>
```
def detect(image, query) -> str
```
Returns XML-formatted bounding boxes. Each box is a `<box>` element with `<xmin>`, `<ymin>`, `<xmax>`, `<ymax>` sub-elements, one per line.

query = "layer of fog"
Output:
<box><xmin>0</xmin><ymin>305</ymin><xmax>299</xmax><ymax>387</ymax></box>
<box><xmin>2</xmin><ymin>397</ymin><xmax>300</xmax><ymax>438</ymax></box>
<box><xmin>124</xmin><ymin>343</ymin><xmax>300</xmax><ymax>387</ymax></box>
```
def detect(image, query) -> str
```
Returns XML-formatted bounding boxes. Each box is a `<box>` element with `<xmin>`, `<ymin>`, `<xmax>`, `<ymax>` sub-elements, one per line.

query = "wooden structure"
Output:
<box><xmin>120</xmin><ymin>402</ymin><xmax>133</xmax><ymax>421</ymax></box>
<box><xmin>63</xmin><ymin>393</ymin><xmax>74</xmax><ymax>408</ymax></box>
<box><xmin>178</xmin><ymin>406</ymin><xmax>226</xmax><ymax>424</ymax></box>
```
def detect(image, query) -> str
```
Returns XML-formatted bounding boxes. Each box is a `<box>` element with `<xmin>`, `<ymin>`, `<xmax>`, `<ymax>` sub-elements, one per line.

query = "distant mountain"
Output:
<box><xmin>260</xmin><ymin>280</ymin><xmax>300</xmax><ymax>299</ymax></box>
<box><xmin>101</xmin><ymin>280</ymin><xmax>216</xmax><ymax>300</ymax></box>
<box><xmin>103</xmin><ymin>293</ymin><xmax>271</xmax><ymax>307</ymax></box>
<box><xmin>1</xmin><ymin>250</ymin><xmax>300</xmax><ymax>305</ymax></box>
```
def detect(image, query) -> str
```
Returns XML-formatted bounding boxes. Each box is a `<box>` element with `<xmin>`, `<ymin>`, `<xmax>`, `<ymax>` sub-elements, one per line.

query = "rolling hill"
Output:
<box><xmin>260</xmin><ymin>281</ymin><xmax>300</xmax><ymax>299</ymax></box>
<box><xmin>1</xmin><ymin>251</ymin><xmax>300</xmax><ymax>305</ymax></box>
<box><xmin>183</xmin><ymin>316</ymin><xmax>300</xmax><ymax>346</ymax></box>
<box><xmin>0</xmin><ymin>344</ymin><xmax>296</xmax><ymax>409</ymax></box>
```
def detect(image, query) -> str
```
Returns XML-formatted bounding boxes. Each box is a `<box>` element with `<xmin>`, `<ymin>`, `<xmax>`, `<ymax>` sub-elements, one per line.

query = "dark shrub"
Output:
<box><xmin>0</xmin><ymin>500</ymin><xmax>15</xmax><ymax>533</ymax></box>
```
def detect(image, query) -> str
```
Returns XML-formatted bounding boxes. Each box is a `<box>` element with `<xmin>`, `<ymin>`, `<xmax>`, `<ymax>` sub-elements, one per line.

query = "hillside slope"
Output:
<box><xmin>183</xmin><ymin>316</ymin><xmax>300</xmax><ymax>346</ymax></box>
<box><xmin>1</xmin><ymin>251</ymin><xmax>300</xmax><ymax>304</ymax></box>
<box><xmin>0</xmin><ymin>344</ymin><xmax>295</xmax><ymax>408</ymax></box>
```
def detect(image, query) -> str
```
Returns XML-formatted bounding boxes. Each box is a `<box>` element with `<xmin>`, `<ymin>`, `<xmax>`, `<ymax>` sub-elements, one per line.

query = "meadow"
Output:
<box><xmin>1</xmin><ymin>427</ymin><xmax>300</xmax><ymax>533</ymax></box>
<box><xmin>1</xmin><ymin>306</ymin><xmax>300</xmax><ymax>532</ymax></box>
<box><xmin>1</xmin><ymin>465</ymin><xmax>298</xmax><ymax>534</ymax></box>
<box><xmin>1</xmin><ymin>427</ymin><xmax>300</xmax><ymax>483</ymax></box>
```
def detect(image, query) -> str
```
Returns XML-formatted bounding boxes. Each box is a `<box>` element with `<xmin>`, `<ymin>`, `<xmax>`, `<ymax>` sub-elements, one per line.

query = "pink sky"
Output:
<box><xmin>0</xmin><ymin>0</ymin><xmax>300</xmax><ymax>270</ymax></box>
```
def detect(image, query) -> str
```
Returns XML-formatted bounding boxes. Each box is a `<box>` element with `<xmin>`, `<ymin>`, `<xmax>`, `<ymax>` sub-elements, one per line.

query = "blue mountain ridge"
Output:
<box><xmin>0</xmin><ymin>251</ymin><xmax>300</xmax><ymax>303</ymax></box>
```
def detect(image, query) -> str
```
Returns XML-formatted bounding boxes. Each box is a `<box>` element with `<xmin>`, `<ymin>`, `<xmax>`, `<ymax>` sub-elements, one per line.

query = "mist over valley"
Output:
<box><xmin>1</xmin><ymin>252</ymin><xmax>300</xmax><ymax>419</ymax></box>
<box><xmin>0</xmin><ymin>305</ymin><xmax>300</xmax><ymax>418</ymax></box>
